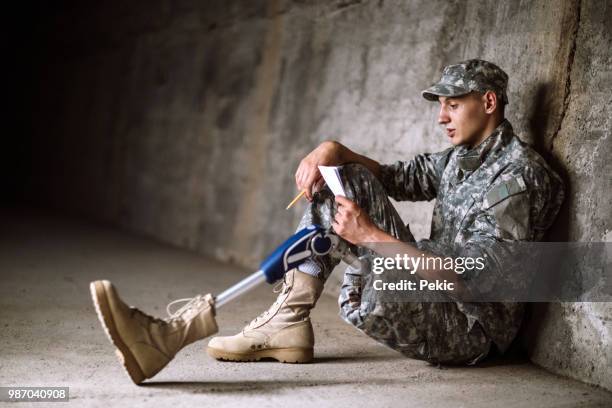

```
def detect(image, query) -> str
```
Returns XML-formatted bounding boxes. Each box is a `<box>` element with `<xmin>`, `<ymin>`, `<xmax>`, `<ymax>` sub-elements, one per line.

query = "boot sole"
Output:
<box><xmin>90</xmin><ymin>281</ymin><xmax>147</xmax><ymax>385</ymax></box>
<box><xmin>207</xmin><ymin>346</ymin><xmax>313</xmax><ymax>363</ymax></box>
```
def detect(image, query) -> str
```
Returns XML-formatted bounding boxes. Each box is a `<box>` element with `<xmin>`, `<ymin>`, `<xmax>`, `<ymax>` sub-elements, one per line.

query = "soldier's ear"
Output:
<box><xmin>483</xmin><ymin>91</ymin><xmax>498</xmax><ymax>115</ymax></box>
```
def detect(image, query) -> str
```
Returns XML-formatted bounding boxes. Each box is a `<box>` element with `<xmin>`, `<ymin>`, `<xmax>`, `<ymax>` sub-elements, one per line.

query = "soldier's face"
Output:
<box><xmin>437</xmin><ymin>93</ymin><xmax>489</xmax><ymax>147</ymax></box>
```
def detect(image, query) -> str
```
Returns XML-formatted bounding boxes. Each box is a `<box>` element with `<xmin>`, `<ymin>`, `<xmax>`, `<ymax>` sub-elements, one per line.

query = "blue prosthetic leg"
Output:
<box><xmin>214</xmin><ymin>225</ymin><xmax>356</xmax><ymax>308</ymax></box>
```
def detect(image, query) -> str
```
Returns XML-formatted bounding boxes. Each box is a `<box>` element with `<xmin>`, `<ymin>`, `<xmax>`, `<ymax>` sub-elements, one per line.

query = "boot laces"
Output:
<box><xmin>165</xmin><ymin>296</ymin><xmax>202</xmax><ymax>320</ymax></box>
<box><xmin>248</xmin><ymin>276</ymin><xmax>289</xmax><ymax>327</ymax></box>
<box><xmin>124</xmin><ymin>297</ymin><xmax>201</xmax><ymax>326</ymax></box>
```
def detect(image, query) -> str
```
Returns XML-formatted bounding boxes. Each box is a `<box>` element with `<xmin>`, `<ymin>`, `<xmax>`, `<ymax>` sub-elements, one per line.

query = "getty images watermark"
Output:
<box><xmin>344</xmin><ymin>242</ymin><xmax>612</xmax><ymax>302</ymax></box>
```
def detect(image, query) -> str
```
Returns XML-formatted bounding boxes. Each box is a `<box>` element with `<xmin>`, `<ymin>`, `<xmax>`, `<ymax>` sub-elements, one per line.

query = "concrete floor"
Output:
<box><xmin>1</xmin><ymin>209</ymin><xmax>610</xmax><ymax>407</ymax></box>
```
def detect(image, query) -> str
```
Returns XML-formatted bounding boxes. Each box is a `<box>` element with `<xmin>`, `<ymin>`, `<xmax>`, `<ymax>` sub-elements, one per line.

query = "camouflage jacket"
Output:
<box><xmin>378</xmin><ymin>119</ymin><xmax>565</xmax><ymax>352</ymax></box>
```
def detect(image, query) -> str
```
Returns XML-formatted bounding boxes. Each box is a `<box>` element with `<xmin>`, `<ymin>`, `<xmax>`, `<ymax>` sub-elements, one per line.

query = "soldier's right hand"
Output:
<box><xmin>295</xmin><ymin>141</ymin><xmax>345</xmax><ymax>202</ymax></box>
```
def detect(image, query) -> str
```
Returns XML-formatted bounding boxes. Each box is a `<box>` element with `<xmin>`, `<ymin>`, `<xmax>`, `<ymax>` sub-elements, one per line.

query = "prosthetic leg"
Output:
<box><xmin>90</xmin><ymin>225</ymin><xmax>356</xmax><ymax>384</ymax></box>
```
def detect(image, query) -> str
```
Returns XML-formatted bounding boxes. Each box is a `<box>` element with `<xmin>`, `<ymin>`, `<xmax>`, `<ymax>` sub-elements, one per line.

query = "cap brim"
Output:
<box><xmin>421</xmin><ymin>83</ymin><xmax>471</xmax><ymax>101</ymax></box>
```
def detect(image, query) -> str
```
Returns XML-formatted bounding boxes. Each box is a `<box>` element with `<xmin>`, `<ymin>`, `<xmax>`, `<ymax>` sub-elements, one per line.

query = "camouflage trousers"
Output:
<box><xmin>296</xmin><ymin>163</ymin><xmax>492</xmax><ymax>365</ymax></box>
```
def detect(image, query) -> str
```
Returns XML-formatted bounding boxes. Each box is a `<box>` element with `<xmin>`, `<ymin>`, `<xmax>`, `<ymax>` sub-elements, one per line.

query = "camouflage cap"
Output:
<box><xmin>422</xmin><ymin>59</ymin><xmax>509</xmax><ymax>104</ymax></box>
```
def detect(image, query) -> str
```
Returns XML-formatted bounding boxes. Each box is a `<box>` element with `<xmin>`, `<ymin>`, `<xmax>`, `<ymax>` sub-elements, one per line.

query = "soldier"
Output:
<box><xmin>206</xmin><ymin>58</ymin><xmax>565</xmax><ymax>364</ymax></box>
<box><xmin>91</xmin><ymin>59</ymin><xmax>564</xmax><ymax>384</ymax></box>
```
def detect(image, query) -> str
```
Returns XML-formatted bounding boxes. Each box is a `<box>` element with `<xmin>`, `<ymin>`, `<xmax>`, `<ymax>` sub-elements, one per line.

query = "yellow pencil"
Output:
<box><xmin>286</xmin><ymin>190</ymin><xmax>306</xmax><ymax>210</ymax></box>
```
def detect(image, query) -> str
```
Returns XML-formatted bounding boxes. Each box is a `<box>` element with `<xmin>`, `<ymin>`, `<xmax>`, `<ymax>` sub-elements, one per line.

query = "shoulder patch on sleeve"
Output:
<box><xmin>484</xmin><ymin>175</ymin><xmax>527</xmax><ymax>209</ymax></box>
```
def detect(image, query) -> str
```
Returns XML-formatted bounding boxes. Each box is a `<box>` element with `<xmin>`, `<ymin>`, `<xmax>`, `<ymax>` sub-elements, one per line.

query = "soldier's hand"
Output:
<box><xmin>295</xmin><ymin>141</ymin><xmax>344</xmax><ymax>201</ymax></box>
<box><xmin>332</xmin><ymin>196</ymin><xmax>378</xmax><ymax>244</ymax></box>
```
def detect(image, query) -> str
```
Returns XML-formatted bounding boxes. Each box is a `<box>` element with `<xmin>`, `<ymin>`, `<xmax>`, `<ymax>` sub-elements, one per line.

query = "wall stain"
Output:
<box><xmin>230</xmin><ymin>0</ymin><xmax>284</xmax><ymax>262</ymax></box>
<box><xmin>550</xmin><ymin>0</ymin><xmax>582</xmax><ymax>151</ymax></box>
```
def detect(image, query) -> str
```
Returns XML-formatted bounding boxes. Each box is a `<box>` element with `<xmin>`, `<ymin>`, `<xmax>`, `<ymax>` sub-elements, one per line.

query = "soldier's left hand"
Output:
<box><xmin>332</xmin><ymin>196</ymin><xmax>378</xmax><ymax>244</ymax></box>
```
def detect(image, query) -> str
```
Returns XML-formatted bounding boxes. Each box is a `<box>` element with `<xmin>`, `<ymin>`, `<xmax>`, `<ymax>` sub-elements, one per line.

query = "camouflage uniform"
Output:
<box><xmin>295</xmin><ymin>59</ymin><xmax>564</xmax><ymax>365</ymax></box>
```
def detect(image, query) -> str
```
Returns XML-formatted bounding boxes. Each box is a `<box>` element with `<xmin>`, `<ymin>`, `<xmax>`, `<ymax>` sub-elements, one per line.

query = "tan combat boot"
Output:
<box><xmin>90</xmin><ymin>280</ymin><xmax>218</xmax><ymax>384</ymax></box>
<box><xmin>207</xmin><ymin>269</ymin><xmax>324</xmax><ymax>363</ymax></box>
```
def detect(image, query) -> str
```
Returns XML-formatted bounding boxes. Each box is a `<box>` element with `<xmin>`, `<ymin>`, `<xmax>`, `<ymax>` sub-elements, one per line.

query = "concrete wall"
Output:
<box><xmin>24</xmin><ymin>0</ymin><xmax>611</xmax><ymax>390</ymax></box>
<box><xmin>522</xmin><ymin>0</ymin><xmax>612</xmax><ymax>391</ymax></box>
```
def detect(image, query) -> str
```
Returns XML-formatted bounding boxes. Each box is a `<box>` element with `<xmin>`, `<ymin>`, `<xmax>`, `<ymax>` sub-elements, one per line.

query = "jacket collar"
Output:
<box><xmin>456</xmin><ymin>119</ymin><xmax>514</xmax><ymax>172</ymax></box>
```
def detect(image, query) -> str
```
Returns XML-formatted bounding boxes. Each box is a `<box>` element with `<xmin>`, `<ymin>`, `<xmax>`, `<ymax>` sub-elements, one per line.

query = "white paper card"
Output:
<box><xmin>317</xmin><ymin>165</ymin><xmax>346</xmax><ymax>197</ymax></box>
